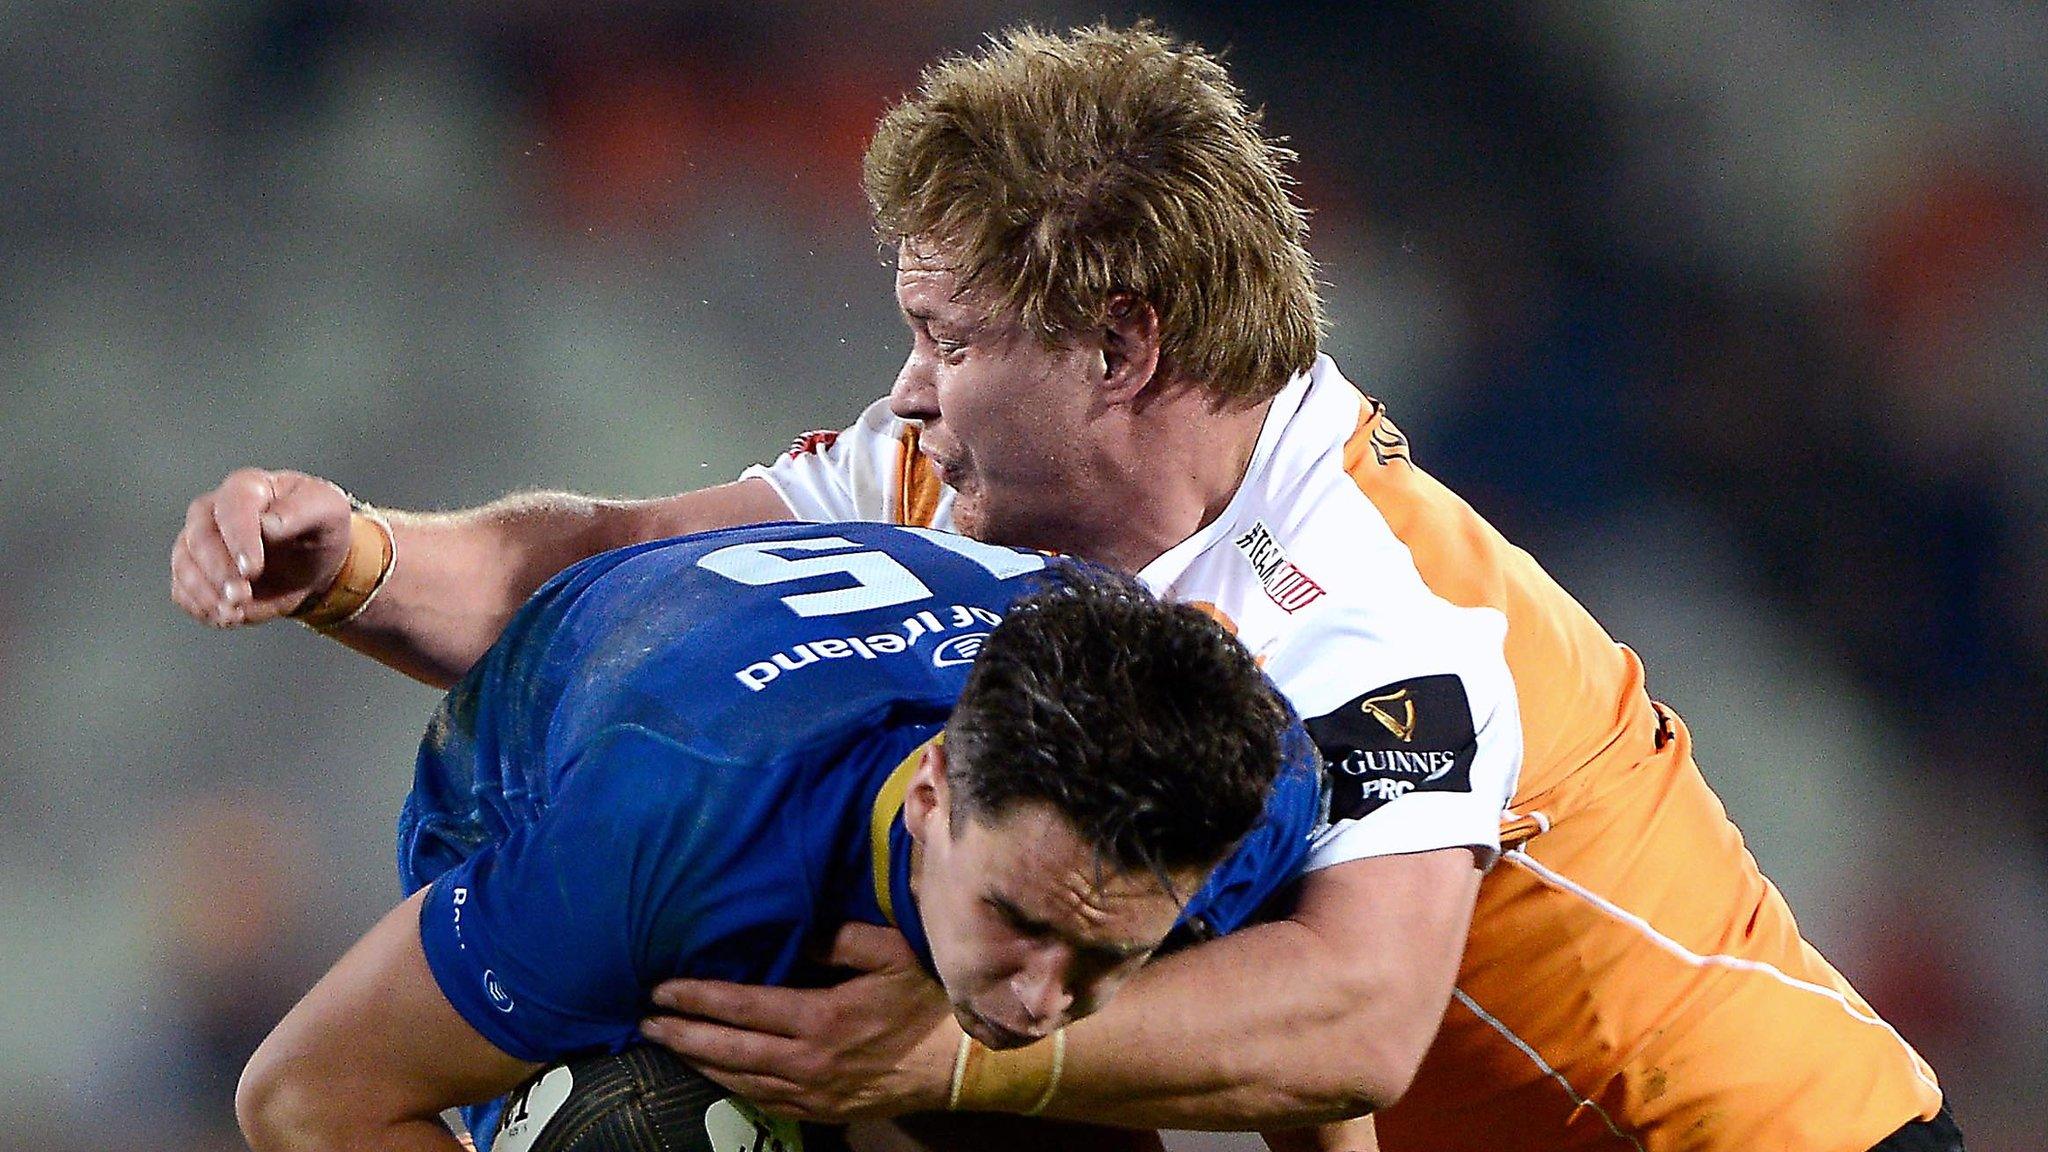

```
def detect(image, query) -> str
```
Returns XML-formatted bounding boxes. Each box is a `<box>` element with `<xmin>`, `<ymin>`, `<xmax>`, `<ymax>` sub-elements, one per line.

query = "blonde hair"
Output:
<box><xmin>863</xmin><ymin>23</ymin><xmax>1323</xmax><ymax>403</ymax></box>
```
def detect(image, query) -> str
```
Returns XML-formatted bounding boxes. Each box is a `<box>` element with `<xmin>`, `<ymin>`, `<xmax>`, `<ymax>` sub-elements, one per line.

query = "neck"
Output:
<box><xmin>1062</xmin><ymin>385</ymin><xmax>1271</xmax><ymax>575</ymax></box>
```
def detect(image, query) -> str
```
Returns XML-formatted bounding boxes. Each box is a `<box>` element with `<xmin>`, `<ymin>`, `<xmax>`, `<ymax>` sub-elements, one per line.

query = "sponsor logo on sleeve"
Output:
<box><xmin>1231</xmin><ymin>521</ymin><xmax>1326</xmax><ymax>613</ymax></box>
<box><xmin>1359</xmin><ymin>688</ymin><xmax>1417</xmax><ymax>742</ymax></box>
<box><xmin>1361</xmin><ymin>399</ymin><xmax>1412</xmax><ymax>466</ymax></box>
<box><xmin>784</xmin><ymin>429</ymin><xmax>841</xmax><ymax>459</ymax></box>
<box><xmin>1306</xmin><ymin>674</ymin><xmax>1477</xmax><ymax>821</ymax></box>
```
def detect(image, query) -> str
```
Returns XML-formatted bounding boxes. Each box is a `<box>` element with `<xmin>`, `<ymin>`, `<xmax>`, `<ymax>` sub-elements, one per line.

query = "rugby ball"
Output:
<box><xmin>492</xmin><ymin>1046</ymin><xmax>811</xmax><ymax>1152</ymax></box>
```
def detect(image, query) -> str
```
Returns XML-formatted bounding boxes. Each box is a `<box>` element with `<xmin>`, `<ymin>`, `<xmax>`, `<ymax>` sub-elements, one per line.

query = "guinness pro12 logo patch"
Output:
<box><xmin>1306</xmin><ymin>674</ymin><xmax>1478</xmax><ymax>821</ymax></box>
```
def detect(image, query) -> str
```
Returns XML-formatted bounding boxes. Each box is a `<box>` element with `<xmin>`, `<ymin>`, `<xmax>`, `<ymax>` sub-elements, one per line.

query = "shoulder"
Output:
<box><xmin>1220</xmin><ymin>360</ymin><xmax>1516</xmax><ymax>667</ymax></box>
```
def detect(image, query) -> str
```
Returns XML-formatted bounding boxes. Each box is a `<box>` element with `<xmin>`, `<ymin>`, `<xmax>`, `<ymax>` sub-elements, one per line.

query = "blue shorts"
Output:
<box><xmin>394</xmin><ymin>677</ymin><xmax>540</xmax><ymax>896</ymax></box>
<box><xmin>393</xmin><ymin>697</ymin><xmax>536</xmax><ymax>1150</ymax></box>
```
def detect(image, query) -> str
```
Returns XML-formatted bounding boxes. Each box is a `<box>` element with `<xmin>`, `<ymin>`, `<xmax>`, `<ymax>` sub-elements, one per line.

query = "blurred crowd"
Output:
<box><xmin>1</xmin><ymin>3</ymin><xmax>2040</xmax><ymax>1150</ymax></box>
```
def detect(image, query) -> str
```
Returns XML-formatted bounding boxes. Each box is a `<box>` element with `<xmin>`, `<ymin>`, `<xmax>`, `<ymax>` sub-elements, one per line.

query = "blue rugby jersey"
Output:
<box><xmin>398</xmin><ymin>522</ymin><xmax>1321</xmax><ymax>1099</ymax></box>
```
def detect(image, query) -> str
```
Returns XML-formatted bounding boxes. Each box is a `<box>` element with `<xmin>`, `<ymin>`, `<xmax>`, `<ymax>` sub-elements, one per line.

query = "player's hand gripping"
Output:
<box><xmin>172</xmin><ymin>468</ymin><xmax>353</xmax><ymax>627</ymax></box>
<box><xmin>640</xmin><ymin>922</ymin><xmax>959</xmax><ymax>1123</ymax></box>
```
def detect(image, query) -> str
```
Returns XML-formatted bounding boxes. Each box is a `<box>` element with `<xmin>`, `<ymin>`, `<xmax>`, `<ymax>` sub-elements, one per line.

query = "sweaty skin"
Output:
<box><xmin>904</xmin><ymin>748</ymin><xmax>1205</xmax><ymax>1052</ymax></box>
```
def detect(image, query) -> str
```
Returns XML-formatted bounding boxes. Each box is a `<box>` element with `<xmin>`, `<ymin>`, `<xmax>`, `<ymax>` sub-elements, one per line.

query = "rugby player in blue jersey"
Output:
<box><xmin>234</xmin><ymin>522</ymin><xmax>1321</xmax><ymax>1152</ymax></box>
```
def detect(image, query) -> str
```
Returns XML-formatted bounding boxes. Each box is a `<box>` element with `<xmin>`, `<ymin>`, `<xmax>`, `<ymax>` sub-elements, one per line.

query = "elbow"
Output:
<box><xmin>235</xmin><ymin>1048</ymin><xmax>290</xmax><ymax>1152</ymax></box>
<box><xmin>237</xmin><ymin>1041</ymin><xmax>344</xmax><ymax>1152</ymax></box>
<box><xmin>1306</xmin><ymin>976</ymin><xmax>1438</xmax><ymax>1117</ymax></box>
<box><xmin>1262</xmin><ymin>1051</ymin><xmax>1410</xmax><ymax>1127</ymax></box>
<box><xmin>1352</xmin><ymin>1052</ymin><xmax>1423</xmax><ymax>1116</ymax></box>
<box><xmin>1315</xmin><ymin>1046</ymin><xmax>1421</xmax><ymax>1120</ymax></box>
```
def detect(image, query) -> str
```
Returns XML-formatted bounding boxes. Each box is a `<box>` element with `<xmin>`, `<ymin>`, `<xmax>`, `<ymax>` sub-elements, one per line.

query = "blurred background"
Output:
<box><xmin>1</xmin><ymin>2</ymin><xmax>2042</xmax><ymax>1149</ymax></box>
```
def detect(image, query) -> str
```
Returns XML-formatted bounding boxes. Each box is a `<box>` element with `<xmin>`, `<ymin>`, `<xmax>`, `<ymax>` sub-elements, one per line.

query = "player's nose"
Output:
<box><xmin>1010</xmin><ymin>950</ymin><xmax>1077</xmax><ymax>1030</ymax></box>
<box><xmin>889</xmin><ymin>351</ymin><xmax>939</xmax><ymax>421</ymax></box>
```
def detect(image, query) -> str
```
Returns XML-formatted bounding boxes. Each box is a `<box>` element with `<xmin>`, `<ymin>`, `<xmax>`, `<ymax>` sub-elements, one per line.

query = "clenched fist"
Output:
<box><xmin>171</xmin><ymin>468</ymin><xmax>353</xmax><ymax>628</ymax></box>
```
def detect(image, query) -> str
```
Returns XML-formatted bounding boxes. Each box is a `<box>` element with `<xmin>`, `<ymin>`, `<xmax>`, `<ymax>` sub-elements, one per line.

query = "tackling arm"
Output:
<box><xmin>1035</xmin><ymin>847</ymin><xmax>1479</xmax><ymax>1129</ymax></box>
<box><xmin>172</xmin><ymin>470</ymin><xmax>791</xmax><ymax>686</ymax></box>
<box><xmin>236</xmin><ymin>889</ymin><xmax>540</xmax><ymax>1152</ymax></box>
<box><xmin>646</xmin><ymin>847</ymin><xmax>1479</xmax><ymax>1132</ymax></box>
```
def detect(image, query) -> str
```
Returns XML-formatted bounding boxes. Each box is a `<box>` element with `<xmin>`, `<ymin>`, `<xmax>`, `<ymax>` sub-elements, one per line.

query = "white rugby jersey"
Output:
<box><xmin>745</xmin><ymin>356</ymin><xmax>1524</xmax><ymax>870</ymax></box>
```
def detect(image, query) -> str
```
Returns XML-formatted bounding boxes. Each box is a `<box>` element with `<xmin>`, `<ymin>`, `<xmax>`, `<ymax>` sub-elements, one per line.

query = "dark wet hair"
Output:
<box><xmin>945</xmin><ymin>564</ymin><xmax>1289</xmax><ymax>878</ymax></box>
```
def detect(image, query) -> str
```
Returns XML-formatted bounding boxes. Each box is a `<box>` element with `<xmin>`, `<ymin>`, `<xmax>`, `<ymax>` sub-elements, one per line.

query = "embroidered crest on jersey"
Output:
<box><xmin>1231</xmin><ymin>521</ymin><xmax>1326</xmax><ymax>613</ymax></box>
<box><xmin>1307</xmin><ymin>674</ymin><xmax>1476</xmax><ymax>820</ymax></box>
<box><xmin>785</xmin><ymin>429</ymin><xmax>841</xmax><ymax>459</ymax></box>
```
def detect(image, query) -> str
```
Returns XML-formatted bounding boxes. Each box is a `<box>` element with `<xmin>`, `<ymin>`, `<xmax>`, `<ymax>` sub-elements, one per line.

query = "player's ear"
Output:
<box><xmin>1099</xmin><ymin>293</ymin><xmax>1161</xmax><ymax>404</ymax></box>
<box><xmin>903</xmin><ymin>740</ymin><xmax>950</xmax><ymax>845</ymax></box>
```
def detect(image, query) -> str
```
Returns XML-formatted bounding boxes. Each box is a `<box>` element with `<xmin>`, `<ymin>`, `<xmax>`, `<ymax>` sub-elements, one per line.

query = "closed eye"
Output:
<box><xmin>986</xmin><ymin>894</ymin><xmax>1053</xmax><ymax>938</ymax></box>
<box><xmin>984</xmin><ymin>894</ymin><xmax>1156</xmax><ymax>966</ymax></box>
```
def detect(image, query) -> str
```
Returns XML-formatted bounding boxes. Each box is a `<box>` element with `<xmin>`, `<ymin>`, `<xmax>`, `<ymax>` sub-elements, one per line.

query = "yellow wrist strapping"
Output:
<box><xmin>291</xmin><ymin>506</ymin><xmax>395</xmax><ymax>631</ymax></box>
<box><xmin>947</xmin><ymin>1027</ymin><xmax>1066</xmax><ymax>1116</ymax></box>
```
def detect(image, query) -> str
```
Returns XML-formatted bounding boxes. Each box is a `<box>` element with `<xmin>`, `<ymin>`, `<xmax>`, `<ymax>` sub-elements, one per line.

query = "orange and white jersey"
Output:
<box><xmin>750</xmin><ymin>354</ymin><xmax>1944</xmax><ymax>1149</ymax></box>
<box><xmin>749</xmin><ymin>358</ymin><xmax>1526</xmax><ymax>872</ymax></box>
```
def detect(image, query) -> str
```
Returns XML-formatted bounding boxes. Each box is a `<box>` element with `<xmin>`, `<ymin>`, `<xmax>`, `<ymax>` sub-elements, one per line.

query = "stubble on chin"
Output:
<box><xmin>946</xmin><ymin>491</ymin><xmax>990</xmax><ymax>543</ymax></box>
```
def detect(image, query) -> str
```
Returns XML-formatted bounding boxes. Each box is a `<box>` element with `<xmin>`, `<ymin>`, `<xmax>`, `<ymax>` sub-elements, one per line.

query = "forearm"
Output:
<box><xmin>1027</xmin><ymin>851</ymin><xmax>1479</xmax><ymax>1132</ymax></box>
<box><xmin>1035</xmin><ymin>919</ymin><xmax>1425</xmax><ymax>1130</ymax></box>
<box><xmin>640</xmin><ymin>852</ymin><xmax>1473</xmax><ymax>1132</ymax></box>
<box><xmin>332</xmin><ymin>493</ymin><xmax>641</xmax><ymax>686</ymax></box>
<box><xmin>327</xmin><ymin>479</ymin><xmax>788</xmax><ymax>687</ymax></box>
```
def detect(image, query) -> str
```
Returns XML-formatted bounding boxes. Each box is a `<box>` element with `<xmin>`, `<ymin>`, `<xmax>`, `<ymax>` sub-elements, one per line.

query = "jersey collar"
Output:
<box><xmin>868</xmin><ymin>733</ymin><xmax>939</xmax><ymax>974</ymax></box>
<box><xmin>1135</xmin><ymin>356</ymin><xmax>1323</xmax><ymax>593</ymax></box>
<box><xmin>868</xmin><ymin>734</ymin><xmax>937</xmax><ymax>924</ymax></box>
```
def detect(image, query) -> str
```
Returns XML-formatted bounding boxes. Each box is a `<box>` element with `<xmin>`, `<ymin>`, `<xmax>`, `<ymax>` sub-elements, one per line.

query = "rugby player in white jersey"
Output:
<box><xmin>174</xmin><ymin>22</ymin><xmax>1956</xmax><ymax>1152</ymax></box>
